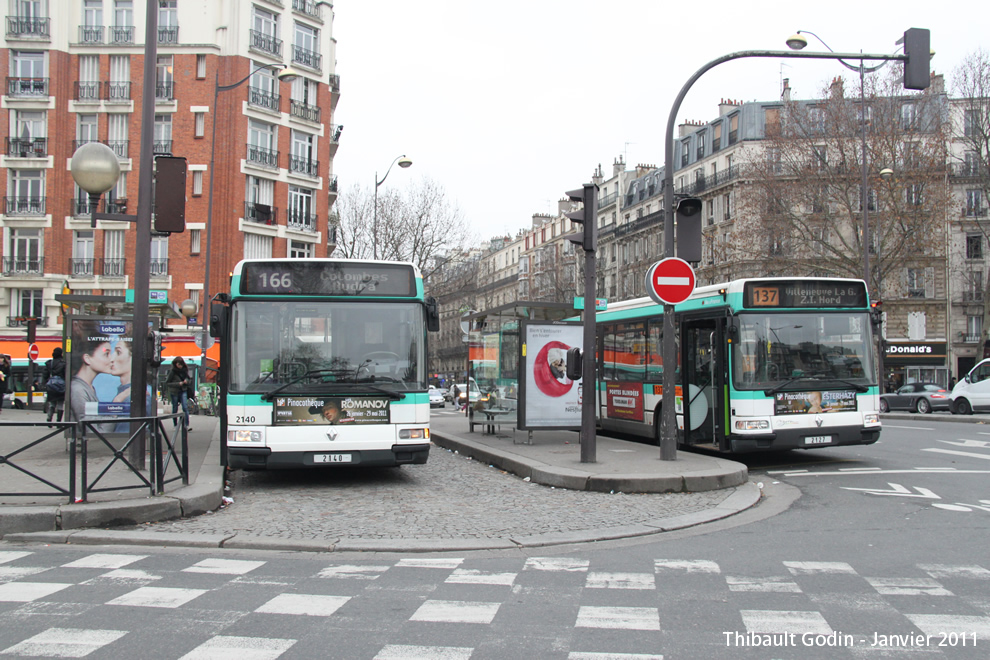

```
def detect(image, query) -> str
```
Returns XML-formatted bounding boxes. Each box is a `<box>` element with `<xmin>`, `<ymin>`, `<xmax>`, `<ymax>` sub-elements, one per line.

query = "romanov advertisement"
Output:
<box><xmin>520</xmin><ymin>321</ymin><xmax>583</xmax><ymax>430</ymax></box>
<box><xmin>273</xmin><ymin>396</ymin><xmax>391</xmax><ymax>425</ymax></box>
<box><xmin>67</xmin><ymin>317</ymin><xmax>135</xmax><ymax>432</ymax></box>
<box><xmin>774</xmin><ymin>390</ymin><xmax>858</xmax><ymax>415</ymax></box>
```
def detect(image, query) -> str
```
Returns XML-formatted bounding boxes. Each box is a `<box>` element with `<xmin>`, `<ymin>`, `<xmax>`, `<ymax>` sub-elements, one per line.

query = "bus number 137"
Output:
<box><xmin>751</xmin><ymin>286</ymin><xmax>779</xmax><ymax>306</ymax></box>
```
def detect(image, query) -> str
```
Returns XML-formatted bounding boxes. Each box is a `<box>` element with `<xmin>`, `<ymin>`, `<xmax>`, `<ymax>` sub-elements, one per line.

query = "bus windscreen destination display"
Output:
<box><xmin>241</xmin><ymin>262</ymin><xmax>416</xmax><ymax>297</ymax></box>
<box><xmin>744</xmin><ymin>281</ymin><xmax>867</xmax><ymax>309</ymax></box>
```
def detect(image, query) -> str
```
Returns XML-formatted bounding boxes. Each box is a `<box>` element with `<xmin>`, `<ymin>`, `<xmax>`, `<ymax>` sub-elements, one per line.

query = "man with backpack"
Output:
<box><xmin>45</xmin><ymin>347</ymin><xmax>66</xmax><ymax>424</ymax></box>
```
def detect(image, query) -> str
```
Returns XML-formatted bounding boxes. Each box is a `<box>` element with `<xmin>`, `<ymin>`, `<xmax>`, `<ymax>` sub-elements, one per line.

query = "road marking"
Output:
<box><xmin>942</xmin><ymin>439</ymin><xmax>990</xmax><ymax>447</ymax></box>
<box><xmin>397</xmin><ymin>558</ymin><xmax>463</xmax><ymax>569</ymax></box>
<box><xmin>375</xmin><ymin>646</ymin><xmax>474</xmax><ymax>660</ymax></box>
<box><xmin>411</xmin><ymin>600</ymin><xmax>501</xmax><ymax>624</ymax></box>
<box><xmin>933</xmin><ymin>501</ymin><xmax>990</xmax><ymax>513</ymax></box>
<box><xmin>905</xmin><ymin>614</ymin><xmax>990</xmax><ymax>640</ymax></box>
<box><xmin>726</xmin><ymin>576</ymin><xmax>802</xmax><ymax>593</ymax></box>
<box><xmin>776</xmin><ymin>468</ymin><xmax>990</xmax><ymax>477</ymax></box>
<box><xmin>740</xmin><ymin>610</ymin><xmax>832</xmax><ymax>634</ymax></box>
<box><xmin>524</xmin><ymin>557</ymin><xmax>589</xmax><ymax>572</ymax></box>
<box><xmin>654</xmin><ymin>559</ymin><xmax>720</xmax><ymax>574</ymax></box>
<box><xmin>107</xmin><ymin>586</ymin><xmax>206</xmax><ymax>608</ymax></box>
<box><xmin>183</xmin><ymin>558</ymin><xmax>265</xmax><ymax>575</ymax></box>
<box><xmin>255</xmin><ymin>594</ymin><xmax>350</xmax><ymax>617</ymax></box>
<box><xmin>838</xmin><ymin>467</ymin><xmax>882</xmax><ymax>471</ymax></box>
<box><xmin>318</xmin><ymin>564</ymin><xmax>390</xmax><ymax>580</ymax></box>
<box><xmin>922</xmin><ymin>448</ymin><xmax>990</xmax><ymax>461</ymax></box>
<box><xmin>446</xmin><ymin>569</ymin><xmax>517</xmax><ymax>586</ymax></box>
<box><xmin>0</xmin><ymin>551</ymin><xmax>32</xmax><ymax>565</ymax></box>
<box><xmin>0</xmin><ymin>581</ymin><xmax>72</xmax><ymax>602</ymax></box>
<box><xmin>883</xmin><ymin>425</ymin><xmax>934</xmax><ymax>430</ymax></box>
<box><xmin>841</xmin><ymin>483</ymin><xmax>940</xmax><ymax>499</ymax></box>
<box><xmin>586</xmin><ymin>572</ymin><xmax>656</xmax><ymax>590</ymax></box>
<box><xmin>576</xmin><ymin>606</ymin><xmax>661</xmax><ymax>630</ymax></box>
<box><xmin>919</xmin><ymin>564</ymin><xmax>990</xmax><ymax>579</ymax></box>
<box><xmin>179</xmin><ymin>635</ymin><xmax>296</xmax><ymax>660</ymax></box>
<box><xmin>866</xmin><ymin>577</ymin><xmax>953</xmax><ymax>596</ymax></box>
<box><xmin>783</xmin><ymin>561</ymin><xmax>855</xmax><ymax>575</ymax></box>
<box><xmin>63</xmin><ymin>554</ymin><xmax>146</xmax><ymax>569</ymax></box>
<box><xmin>2</xmin><ymin>629</ymin><xmax>128</xmax><ymax>658</ymax></box>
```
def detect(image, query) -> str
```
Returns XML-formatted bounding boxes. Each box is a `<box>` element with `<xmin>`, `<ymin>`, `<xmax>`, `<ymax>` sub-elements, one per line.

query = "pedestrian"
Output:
<box><xmin>0</xmin><ymin>354</ymin><xmax>10</xmax><ymax>414</ymax></box>
<box><xmin>452</xmin><ymin>384</ymin><xmax>462</xmax><ymax>411</ymax></box>
<box><xmin>165</xmin><ymin>357</ymin><xmax>193</xmax><ymax>432</ymax></box>
<box><xmin>45</xmin><ymin>347</ymin><xmax>67</xmax><ymax>424</ymax></box>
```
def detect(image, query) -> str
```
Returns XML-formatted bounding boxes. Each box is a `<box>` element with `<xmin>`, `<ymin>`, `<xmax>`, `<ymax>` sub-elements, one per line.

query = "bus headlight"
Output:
<box><xmin>399</xmin><ymin>428</ymin><xmax>430</xmax><ymax>440</ymax></box>
<box><xmin>228</xmin><ymin>430</ymin><xmax>263</xmax><ymax>443</ymax></box>
<box><xmin>734</xmin><ymin>419</ymin><xmax>770</xmax><ymax>431</ymax></box>
<box><xmin>864</xmin><ymin>413</ymin><xmax>880</xmax><ymax>425</ymax></box>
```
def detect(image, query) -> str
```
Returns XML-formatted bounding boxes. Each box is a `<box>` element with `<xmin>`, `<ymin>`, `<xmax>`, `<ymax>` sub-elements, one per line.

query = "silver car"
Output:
<box><xmin>879</xmin><ymin>382</ymin><xmax>950</xmax><ymax>414</ymax></box>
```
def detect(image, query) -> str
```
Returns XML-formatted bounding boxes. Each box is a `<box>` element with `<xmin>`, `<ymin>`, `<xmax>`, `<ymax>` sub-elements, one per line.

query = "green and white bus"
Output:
<box><xmin>596</xmin><ymin>277</ymin><xmax>882</xmax><ymax>452</ymax></box>
<box><xmin>211</xmin><ymin>259</ymin><xmax>439</xmax><ymax>469</ymax></box>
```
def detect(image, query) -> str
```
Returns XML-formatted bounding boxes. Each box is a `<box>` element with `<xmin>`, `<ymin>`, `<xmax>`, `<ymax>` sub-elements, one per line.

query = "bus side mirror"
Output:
<box><xmin>209</xmin><ymin>303</ymin><xmax>226</xmax><ymax>339</ymax></box>
<box><xmin>566</xmin><ymin>347</ymin><xmax>583</xmax><ymax>381</ymax></box>
<box><xmin>425</xmin><ymin>296</ymin><xmax>440</xmax><ymax>332</ymax></box>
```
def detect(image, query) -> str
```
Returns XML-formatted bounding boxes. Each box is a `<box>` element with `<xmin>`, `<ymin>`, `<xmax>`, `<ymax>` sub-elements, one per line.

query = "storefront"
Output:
<box><xmin>884</xmin><ymin>341</ymin><xmax>948</xmax><ymax>390</ymax></box>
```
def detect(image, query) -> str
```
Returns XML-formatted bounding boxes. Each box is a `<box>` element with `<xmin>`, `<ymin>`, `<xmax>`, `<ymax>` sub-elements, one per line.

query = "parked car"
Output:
<box><xmin>950</xmin><ymin>358</ymin><xmax>990</xmax><ymax>414</ymax></box>
<box><xmin>879</xmin><ymin>382</ymin><xmax>950</xmax><ymax>414</ymax></box>
<box><xmin>428</xmin><ymin>386</ymin><xmax>445</xmax><ymax>408</ymax></box>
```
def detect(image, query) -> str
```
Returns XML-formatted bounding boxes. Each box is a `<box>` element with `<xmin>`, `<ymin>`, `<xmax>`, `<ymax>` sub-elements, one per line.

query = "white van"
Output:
<box><xmin>950</xmin><ymin>358</ymin><xmax>990</xmax><ymax>414</ymax></box>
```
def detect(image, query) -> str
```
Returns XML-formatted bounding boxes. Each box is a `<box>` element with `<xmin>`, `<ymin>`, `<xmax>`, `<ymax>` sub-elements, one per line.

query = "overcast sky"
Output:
<box><xmin>331</xmin><ymin>1</ymin><xmax>987</xmax><ymax>243</ymax></box>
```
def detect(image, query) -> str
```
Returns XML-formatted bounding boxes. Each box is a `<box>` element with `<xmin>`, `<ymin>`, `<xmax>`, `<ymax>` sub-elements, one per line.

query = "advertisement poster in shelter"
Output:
<box><xmin>66</xmin><ymin>317</ymin><xmax>136</xmax><ymax>433</ymax></box>
<box><xmin>519</xmin><ymin>321</ymin><xmax>583</xmax><ymax>430</ymax></box>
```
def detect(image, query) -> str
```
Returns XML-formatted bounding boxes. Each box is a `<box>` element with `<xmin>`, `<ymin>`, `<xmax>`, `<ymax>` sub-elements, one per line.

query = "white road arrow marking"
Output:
<box><xmin>922</xmin><ymin>448</ymin><xmax>990</xmax><ymax>461</ymax></box>
<box><xmin>937</xmin><ymin>439</ymin><xmax>990</xmax><ymax>449</ymax></box>
<box><xmin>840</xmin><ymin>482</ymin><xmax>941</xmax><ymax>499</ymax></box>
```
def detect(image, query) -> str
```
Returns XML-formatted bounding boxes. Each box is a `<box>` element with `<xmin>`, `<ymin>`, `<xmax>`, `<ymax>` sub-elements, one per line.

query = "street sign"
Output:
<box><xmin>645</xmin><ymin>258</ymin><xmax>696</xmax><ymax>305</ymax></box>
<box><xmin>27</xmin><ymin>343</ymin><xmax>39</xmax><ymax>360</ymax></box>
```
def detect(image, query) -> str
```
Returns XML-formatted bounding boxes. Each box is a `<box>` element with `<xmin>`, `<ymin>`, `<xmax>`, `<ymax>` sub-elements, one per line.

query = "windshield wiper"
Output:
<box><xmin>765</xmin><ymin>372</ymin><xmax>869</xmax><ymax>396</ymax></box>
<box><xmin>261</xmin><ymin>369</ymin><xmax>340</xmax><ymax>401</ymax></box>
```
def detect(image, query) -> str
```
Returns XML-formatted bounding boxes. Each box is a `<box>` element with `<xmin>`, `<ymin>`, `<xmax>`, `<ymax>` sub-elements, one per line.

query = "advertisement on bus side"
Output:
<box><xmin>273</xmin><ymin>395</ymin><xmax>391</xmax><ymax>425</ymax></box>
<box><xmin>606</xmin><ymin>382</ymin><xmax>644</xmax><ymax>421</ymax></box>
<box><xmin>774</xmin><ymin>390</ymin><xmax>858</xmax><ymax>415</ymax></box>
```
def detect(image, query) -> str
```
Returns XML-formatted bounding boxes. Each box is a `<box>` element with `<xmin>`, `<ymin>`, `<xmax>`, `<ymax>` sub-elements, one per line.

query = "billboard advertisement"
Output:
<box><xmin>519</xmin><ymin>321</ymin><xmax>583</xmax><ymax>430</ymax></box>
<box><xmin>67</xmin><ymin>317</ymin><xmax>136</xmax><ymax>433</ymax></box>
<box><xmin>774</xmin><ymin>390</ymin><xmax>858</xmax><ymax>415</ymax></box>
<box><xmin>273</xmin><ymin>396</ymin><xmax>391</xmax><ymax>425</ymax></box>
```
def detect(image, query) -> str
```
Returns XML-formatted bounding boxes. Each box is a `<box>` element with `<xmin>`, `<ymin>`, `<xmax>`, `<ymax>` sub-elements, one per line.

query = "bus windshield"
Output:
<box><xmin>732</xmin><ymin>312</ymin><xmax>875</xmax><ymax>391</ymax></box>
<box><xmin>229</xmin><ymin>300</ymin><xmax>427</xmax><ymax>394</ymax></box>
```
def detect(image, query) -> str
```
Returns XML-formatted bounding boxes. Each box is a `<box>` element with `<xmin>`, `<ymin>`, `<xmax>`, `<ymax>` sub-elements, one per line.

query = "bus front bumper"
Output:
<box><xmin>729</xmin><ymin>425</ymin><xmax>880</xmax><ymax>453</ymax></box>
<box><xmin>227</xmin><ymin>444</ymin><xmax>431</xmax><ymax>469</ymax></box>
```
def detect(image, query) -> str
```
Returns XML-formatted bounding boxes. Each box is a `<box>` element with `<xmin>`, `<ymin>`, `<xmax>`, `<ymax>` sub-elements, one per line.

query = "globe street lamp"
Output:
<box><xmin>199</xmin><ymin>63</ymin><xmax>299</xmax><ymax>381</ymax></box>
<box><xmin>373</xmin><ymin>155</ymin><xmax>413</xmax><ymax>260</ymax></box>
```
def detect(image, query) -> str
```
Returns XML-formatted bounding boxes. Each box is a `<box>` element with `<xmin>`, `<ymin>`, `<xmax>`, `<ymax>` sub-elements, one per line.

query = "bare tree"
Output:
<box><xmin>333</xmin><ymin>178</ymin><xmax>471</xmax><ymax>280</ymax></box>
<box><xmin>737</xmin><ymin>69</ymin><xmax>952</xmax><ymax>299</ymax></box>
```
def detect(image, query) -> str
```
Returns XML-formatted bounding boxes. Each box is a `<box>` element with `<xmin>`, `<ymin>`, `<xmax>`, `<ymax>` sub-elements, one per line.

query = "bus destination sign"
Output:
<box><xmin>744</xmin><ymin>280</ymin><xmax>867</xmax><ymax>309</ymax></box>
<box><xmin>241</xmin><ymin>262</ymin><xmax>416</xmax><ymax>297</ymax></box>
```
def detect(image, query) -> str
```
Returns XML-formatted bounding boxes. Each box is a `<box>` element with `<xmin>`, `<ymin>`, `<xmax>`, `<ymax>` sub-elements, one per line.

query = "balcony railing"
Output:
<box><xmin>153</xmin><ymin>140</ymin><xmax>172</xmax><ymax>155</ymax></box>
<box><xmin>104</xmin><ymin>81</ymin><xmax>131</xmax><ymax>101</ymax></box>
<box><xmin>75</xmin><ymin>81</ymin><xmax>101</xmax><ymax>102</ymax></box>
<box><xmin>287</xmin><ymin>211</ymin><xmax>317</xmax><ymax>232</ymax></box>
<box><xmin>109</xmin><ymin>25</ymin><xmax>134</xmax><ymax>44</ymax></box>
<box><xmin>598</xmin><ymin>191</ymin><xmax>618</xmax><ymax>209</ymax></box>
<box><xmin>6</xmin><ymin>16</ymin><xmax>50</xmax><ymax>39</ymax></box>
<box><xmin>247</xmin><ymin>145</ymin><xmax>279</xmax><ymax>169</ymax></box>
<box><xmin>288</xmin><ymin>155</ymin><xmax>319</xmax><ymax>177</ymax></box>
<box><xmin>70</xmin><ymin>258</ymin><xmax>96</xmax><ymax>277</ymax></box>
<box><xmin>245</xmin><ymin>202</ymin><xmax>277</xmax><ymax>225</ymax></box>
<box><xmin>964</xmin><ymin>334</ymin><xmax>982</xmax><ymax>343</ymax></box>
<box><xmin>292</xmin><ymin>0</ymin><xmax>324</xmax><ymax>19</ymax></box>
<box><xmin>6</xmin><ymin>137</ymin><xmax>47</xmax><ymax>158</ymax></box>
<box><xmin>155</xmin><ymin>81</ymin><xmax>174</xmax><ymax>101</ymax></box>
<box><xmin>72</xmin><ymin>198</ymin><xmax>97</xmax><ymax>216</ymax></box>
<box><xmin>7</xmin><ymin>316</ymin><xmax>49</xmax><ymax>327</ymax></box>
<box><xmin>2</xmin><ymin>257</ymin><xmax>45</xmax><ymax>275</ymax></box>
<box><xmin>328</xmin><ymin>176</ymin><xmax>338</xmax><ymax>194</ymax></box>
<box><xmin>675</xmin><ymin>164</ymin><xmax>739</xmax><ymax>196</ymax></box>
<box><xmin>106</xmin><ymin>199</ymin><xmax>127</xmax><ymax>214</ymax></box>
<box><xmin>289</xmin><ymin>99</ymin><xmax>320</xmax><ymax>123</ymax></box>
<box><xmin>3</xmin><ymin>197</ymin><xmax>46</xmax><ymax>216</ymax></box>
<box><xmin>249</xmin><ymin>29</ymin><xmax>282</xmax><ymax>57</ymax></box>
<box><xmin>248</xmin><ymin>86</ymin><xmax>280</xmax><ymax>112</ymax></box>
<box><xmin>950</xmin><ymin>162</ymin><xmax>988</xmax><ymax>179</ymax></box>
<box><xmin>149</xmin><ymin>258</ymin><xmax>169</xmax><ymax>277</ymax></box>
<box><xmin>6</xmin><ymin>77</ymin><xmax>49</xmax><ymax>97</ymax></box>
<box><xmin>292</xmin><ymin>45</ymin><xmax>322</xmax><ymax>71</ymax></box>
<box><xmin>102</xmin><ymin>258</ymin><xmax>126</xmax><ymax>278</ymax></box>
<box><xmin>961</xmin><ymin>291</ymin><xmax>984</xmax><ymax>303</ymax></box>
<box><xmin>78</xmin><ymin>25</ymin><xmax>104</xmax><ymax>43</ymax></box>
<box><xmin>329</xmin><ymin>74</ymin><xmax>340</xmax><ymax>93</ymax></box>
<box><xmin>158</xmin><ymin>25</ymin><xmax>179</xmax><ymax>44</ymax></box>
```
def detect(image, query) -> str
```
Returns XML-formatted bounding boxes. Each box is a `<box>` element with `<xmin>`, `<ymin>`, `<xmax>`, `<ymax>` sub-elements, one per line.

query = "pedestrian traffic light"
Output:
<box><xmin>147</xmin><ymin>331</ymin><xmax>163</xmax><ymax>366</ymax></box>
<box><xmin>153</xmin><ymin>156</ymin><xmax>187</xmax><ymax>233</ymax></box>
<box><xmin>902</xmin><ymin>28</ymin><xmax>931</xmax><ymax>91</ymax></box>
<box><xmin>675</xmin><ymin>196</ymin><xmax>703</xmax><ymax>263</ymax></box>
<box><xmin>565</xmin><ymin>184</ymin><xmax>598</xmax><ymax>252</ymax></box>
<box><xmin>565</xmin><ymin>347</ymin><xmax>583</xmax><ymax>381</ymax></box>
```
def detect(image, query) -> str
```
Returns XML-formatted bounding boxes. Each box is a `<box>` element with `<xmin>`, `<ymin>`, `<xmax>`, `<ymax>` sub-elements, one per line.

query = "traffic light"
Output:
<box><xmin>147</xmin><ymin>331</ymin><xmax>163</xmax><ymax>366</ymax></box>
<box><xmin>902</xmin><ymin>28</ymin><xmax>931</xmax><ymax>91</ymax></box>
<box><xmin>565</xmin><ymin>184</ymin><xmax>598</xmax><ymax>251</ymax></box>
<box><xmin>25</xmin><ymin>318</ymin><xmax>37</xmax><ymax>344</ymax></box>
<box><xmin>565</xmin><ymin>347</ymin><xmax>583</xmax><ymax>381</ymax></box>
<box><xmin>870</xmin><ymin>299</ymin><xmax>883</xmax><ymax>326</ymax></box>
<box><xmin>153</xmin><ymin>156</ymin><xmax>187</xmax><ymax>233</ymax></box>
<box><xmin>675</xmin><ymin>196</ymin><xmax>703</xmax><ymax>263</ymax></box>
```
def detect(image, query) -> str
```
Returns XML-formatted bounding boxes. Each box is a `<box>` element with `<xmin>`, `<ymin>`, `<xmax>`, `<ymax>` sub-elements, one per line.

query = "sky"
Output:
<box><xmin>331</xmin><ymin>1</ymin><xmax>987</xmax><ymax>243</ymax></box>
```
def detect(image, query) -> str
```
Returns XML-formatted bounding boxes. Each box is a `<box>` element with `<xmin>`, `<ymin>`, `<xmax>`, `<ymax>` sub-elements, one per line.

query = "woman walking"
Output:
<box><xmin>165</xmin><ymin>357</ymin><xmax>193</xmax><ymax>432</ymax></box>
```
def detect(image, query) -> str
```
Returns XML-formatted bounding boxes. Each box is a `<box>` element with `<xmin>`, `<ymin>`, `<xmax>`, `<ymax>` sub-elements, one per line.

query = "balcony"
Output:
<box><xmin>78</xmin><ymin>25</ymin><xmax>104</xmax><ymax>44</ymax></box>
<box><xmin>70</xmin><ymin>258</ymin><xmax>96</xmax><ymax>277</ymax></box>
<box><xmin>950</xmin><ymin>162</ymin><xmax>987</xmax><ymax>179</ymax></box>
<box><xmin>248</xmin><ymin>86</ymin><xmax>280</xmax><ymax>112</ymax></box>
<box><xmin>109</xmin><ymin>25</ymin><xmax>134</xmax><ymax>44</ymax></box>
<box><xmin>289</xmin><ymin>99</ymin><xmax>320</xmax><ymax>123</ymax></box>
<box><xmin>961</xmin><ymin>291</ymin><xmax>984</xmax><ymax>303</ymax></box>
<box><xmin>292</xmin><ymin>0</ymin><xmax>324</xmax><ymax>19</ymax></box>
<box><xmin>291</xmin><ymin>45</ymin><xmax>322</xmax><ymax>71</ymax></box>
<box><xmin>6</xmin><ymin>16</ymin><xmax>50</xmax><ymax>39</ymax></box>
<box><xmin>246</xmin><ymin>145</ymin><xmax>279</xmax><ymax>169</ymax></box>
<box><xmin>6</xmin><ymin>77</ymin><xmax>49</xmax><ymax>98</ymax></box>
<box><xmin>3</xmin><ymin>197</ymin><xmax>46</xmax><ymax>216</ymax></box>
<box><xmin>964</xmin><ymin>334</ymin><xmax>982</xmax><ymax>344</ymax></box>
<box><xmin>598</xmin><ymin>191</ymin><xmax>618</xmax><ymax>209</ymax></box>
<box><xmin>675</xmin><ymin>164</ymin><xmax>739</xmax><ymax>196</ymax></box>
<box><xmin>158</xmin><ymin>25</ymin><xmax>179</xmax><ymax>45</ymax></box>
<box><xmin>6</xmin><ymin>137</ymin><xmax>47</xmax><ymax>158</ymax></box>
<box><xmin>288</xmin><ymin>154</ymin><xmax>319</xmax><ymax>178</ymax></box>
<box><xmin>245</xmin><ymin>202</ymin><xmax>278</xmax><ymax>225</ymax></box>
<box><xmin>72</xmin><ymin>197</ymin><xmax>97</xmax><ymax>216</ymax></box>
<box><xmin>155</xmin><ymin>81</ymin><xmax>175</xmax><ymax>101</ymax></box>
<box><xmin>153</xmin><ymin>140</ymin><xmax>172</xmax><ymax>156</ymax></box>
<box><xmin>7</xmin><ymin>316</ymin><xmax>49</xmax><ymax>328</ymax></box>
<box><xmin>2</xmin><ymin>257</ymin><xmax>45</xmax><ymax>275</ymax></box>
<box><xmin>249</xmin><ymin>29</ymin><xmax>282</xmax><ymax>57</ymax></box>
<box><xmin>149</xmin><ymin>258</ymin><xmax>169</xmax><ymax>278</ymax></box>
<box><xmin>106</xmin><ymin>199</ymin><xmax>127</xmax><ymax>214</ymax></box>
<box><xmin>104</xmin><ymin>81</ymin><xmax>131</xmax><ymax>101</ymax></box>
<box><xmin>102</xmin><ymin>258</ymin><xmax>126</xmax><ymax>278</ymax></box>
<box><xmin>287</xmin><ymin>210</ymin><xmax>317</xmax><ymax>232</ymax></box>
<box><xmin>328</xmin><ymin>175</ymin><xmax>338</xmax><ymax>197</ymax></box>
<box><xmin>75</xmin><ymin>81</ymin><xmax>101</xmax><ymax>102</ymax></box>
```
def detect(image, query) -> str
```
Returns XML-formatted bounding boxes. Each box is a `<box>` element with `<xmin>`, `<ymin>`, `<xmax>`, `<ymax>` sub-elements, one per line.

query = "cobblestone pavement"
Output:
<box><xmin>136</xmin><ymin>445</ymin><xmax>736</xmax><ymax>541</ymax></box>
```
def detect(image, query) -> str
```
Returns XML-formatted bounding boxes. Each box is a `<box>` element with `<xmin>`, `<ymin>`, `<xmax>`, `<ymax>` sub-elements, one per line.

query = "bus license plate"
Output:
<box><xmin>315</xmin><ymin>453</ymin><xmax>352</xmax><ymax>463</ymax></box>
<box><xmin>804</xmin><ymin>435</ymin><xmax>832</xmax><ymax>445</ymax></box>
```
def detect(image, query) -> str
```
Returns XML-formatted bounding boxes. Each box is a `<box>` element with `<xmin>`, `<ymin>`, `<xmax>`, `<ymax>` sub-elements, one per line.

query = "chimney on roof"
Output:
<box><xmin>719</xmin><ymin>98</ymin><xmax>738</xmax><ymax>115</ymax></box>
<box><xmin>781</xmin><ymin>78</ymin><xmax>791</xmax><ymax>103</ymax></box>
<box><xmin>613</xmin><ymin>155</ymin><xmax>625</xmax><ymax>177</ymax></box>
<box><xmin>830</xmin><ymin>76</ymin><xmax>844</xmax><ymax>99</ymax></box>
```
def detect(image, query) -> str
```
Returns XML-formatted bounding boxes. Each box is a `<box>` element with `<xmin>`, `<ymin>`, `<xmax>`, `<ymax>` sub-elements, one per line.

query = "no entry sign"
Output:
<box><xmin>27</xmin><ymin>343</ymin><xmax>39</xmax><ymax>360</ymax></box>
<box><xmin>645</xmin><ymin>258</ymin><xmax>696</xmax><ymax>305</ymax></box>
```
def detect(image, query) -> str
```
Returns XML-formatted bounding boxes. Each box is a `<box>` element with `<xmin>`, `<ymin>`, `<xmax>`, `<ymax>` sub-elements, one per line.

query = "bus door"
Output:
<box><xmin>681</xmin><ymin>316</ymin><xmax>727</xmax><ymax>449</ymax></box>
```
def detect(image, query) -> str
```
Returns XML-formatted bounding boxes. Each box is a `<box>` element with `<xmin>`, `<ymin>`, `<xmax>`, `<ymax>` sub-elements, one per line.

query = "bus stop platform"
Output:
<box><xmin>429</xmin><ymin>412</ymin><xmax>748</xmax><ymax>494</ymax></box>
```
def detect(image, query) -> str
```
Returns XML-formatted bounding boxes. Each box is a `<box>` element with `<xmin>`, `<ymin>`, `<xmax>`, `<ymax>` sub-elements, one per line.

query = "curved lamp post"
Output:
<box><xmin>373</xmin><ymin>155</ymin><xmax>413</xmax><ymax>260</ymax></box>
<box><xmin>199</xmin><ymin>63</ymin><xmax>299</xmax><ymax>382</ymax></box>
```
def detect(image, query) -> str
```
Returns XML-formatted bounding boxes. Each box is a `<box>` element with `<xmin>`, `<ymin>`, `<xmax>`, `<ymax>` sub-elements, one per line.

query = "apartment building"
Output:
<box><xmin>2</xmin><ymin>0</ymin><xmax>339</xmax><ymax>342</ymax></box>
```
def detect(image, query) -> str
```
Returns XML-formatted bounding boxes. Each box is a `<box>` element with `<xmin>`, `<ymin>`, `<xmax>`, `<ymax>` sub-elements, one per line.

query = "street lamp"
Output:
<box><xmin>373</xmin><ymin>155</ymin><xmax>413</xmax><ymax>260</ymax></box>
<box><xmin>199</xmin><ymin>63</ymin><xmax>299</xmax><ymax>381</ymax></box>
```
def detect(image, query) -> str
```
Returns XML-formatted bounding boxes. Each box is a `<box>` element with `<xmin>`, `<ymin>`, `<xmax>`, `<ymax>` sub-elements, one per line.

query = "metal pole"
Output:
<box><xmin>200</xmin><ymin>73</ymin><xmax>221</xmax><ymax>384</ymax></box>
<box><xmin>580</xmin><ymin>235</ymin><xmax>597</xmax><ymax>463</ymax></box>
<box><xmin>128</xmin><ymin>0</ymin><xmax>158</xmax><ymax>467</ymax></box>
<box><xmin>373</xmin><ymin>173</ymin><xmax>379</xmax><ymax>260</ymax></box>
<box><xmin>861</xmin><ymin>61</ymin><xmax>870</xmax><ymax>287</ymax></box>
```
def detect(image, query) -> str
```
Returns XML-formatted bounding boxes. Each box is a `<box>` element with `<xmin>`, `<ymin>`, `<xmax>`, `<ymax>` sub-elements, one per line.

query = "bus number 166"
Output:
<box><xmin>259</xmin><ymin>273</ymin><xmax>292</xmax><ymax>289</ymax></box>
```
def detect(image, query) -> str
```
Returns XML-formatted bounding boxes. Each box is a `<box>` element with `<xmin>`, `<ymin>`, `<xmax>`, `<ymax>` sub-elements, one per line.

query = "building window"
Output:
<box><xmin>964</xmin><ymin>109</ymin><xmax>979</xmax><ymax>138</ymax></box>
<box><xmin>723</xmin><ymin>192</ymin><xmax>731</xmax><ymax>220</ymax></box>
<box><xmin>728</xmin><ymin>114</ymin><xmax>739</xmax><ymax>144</ymax></box>
<box><xmin>190</xmin><ymin>229</ymin><xmax>201</xmax><ymax>254</ymax></box>
<box><xmin>150</xmin><ymin>234</ymin><xmax>169</xmax><ymax>276</ymax></box>
<box><xmin>191</xmin><ymin>171</ymin><xmax>203</xmax><ymax>196</ymax></box>
<box><xmin>906</xmin><ymin>268</ymin><xmax>926</xmax><ymax>298</ymax></box>
<box><xmin>6</xmin><ymin>229</ymin><xmax>42</xmax><ymax>274</ymax></box>
<box><xmin>289</xmin><ymin>240</ymin><xmax>314</xmax><ymax>258</ymax></box>
<box><xmin>292</xmin><ymin>22</ymin><xmax>321</xmax><ymax>70</ymax></box>
<box><xmin>901</xmin><ymin>103</ymin><xmax>917</xmax><ymax>130</ymax></box>
<box><xmin>968</xmin><ymin>315</ymin><xmax>983</xmax><ymax>340</ymax></box>
<box><xmin>696</xmin><ymin>133</ymin><xmax>705</xmax><ymax>160</ymax></box>
<box><xmin>244</xmin><ymin>233</ymin><xmax>273</xmax><ymax>260</ymax></box>
<box><xmin>12</xmin><ymin>290</ymin><xmax>44</xmax><ymax>320</ymax></box>
<box><xmin>196</xmin><ymin>54</ymin><xmax>206</xmax><ymax>78</ymax></box>
<box><xmin>967</xmin><ymin>190</ymin><xmax>985</xmax><ymax>217</ymax></box>
<box><xmin>194</xmin><ymin>112</ymin><xmax>205</xmax><ymax>138</ymax></box>
<box><xmin>905</xmin><ymin>183</ymin><xmax>924</xmax><ymax>206</ymax></box>
<box><xmin>9</xmin><ymin>169</ymin><xmax>45</xmax><ymax>214</ymax></box>
<box><xmin>967</xmin><ymin>235</ymin><xmax>984</xmax><ymax>260</ymax></box>
<box><xmin>155</xmin><ymin>55</ymin><xmax>173</xmax><ymax>100</ymax></box>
